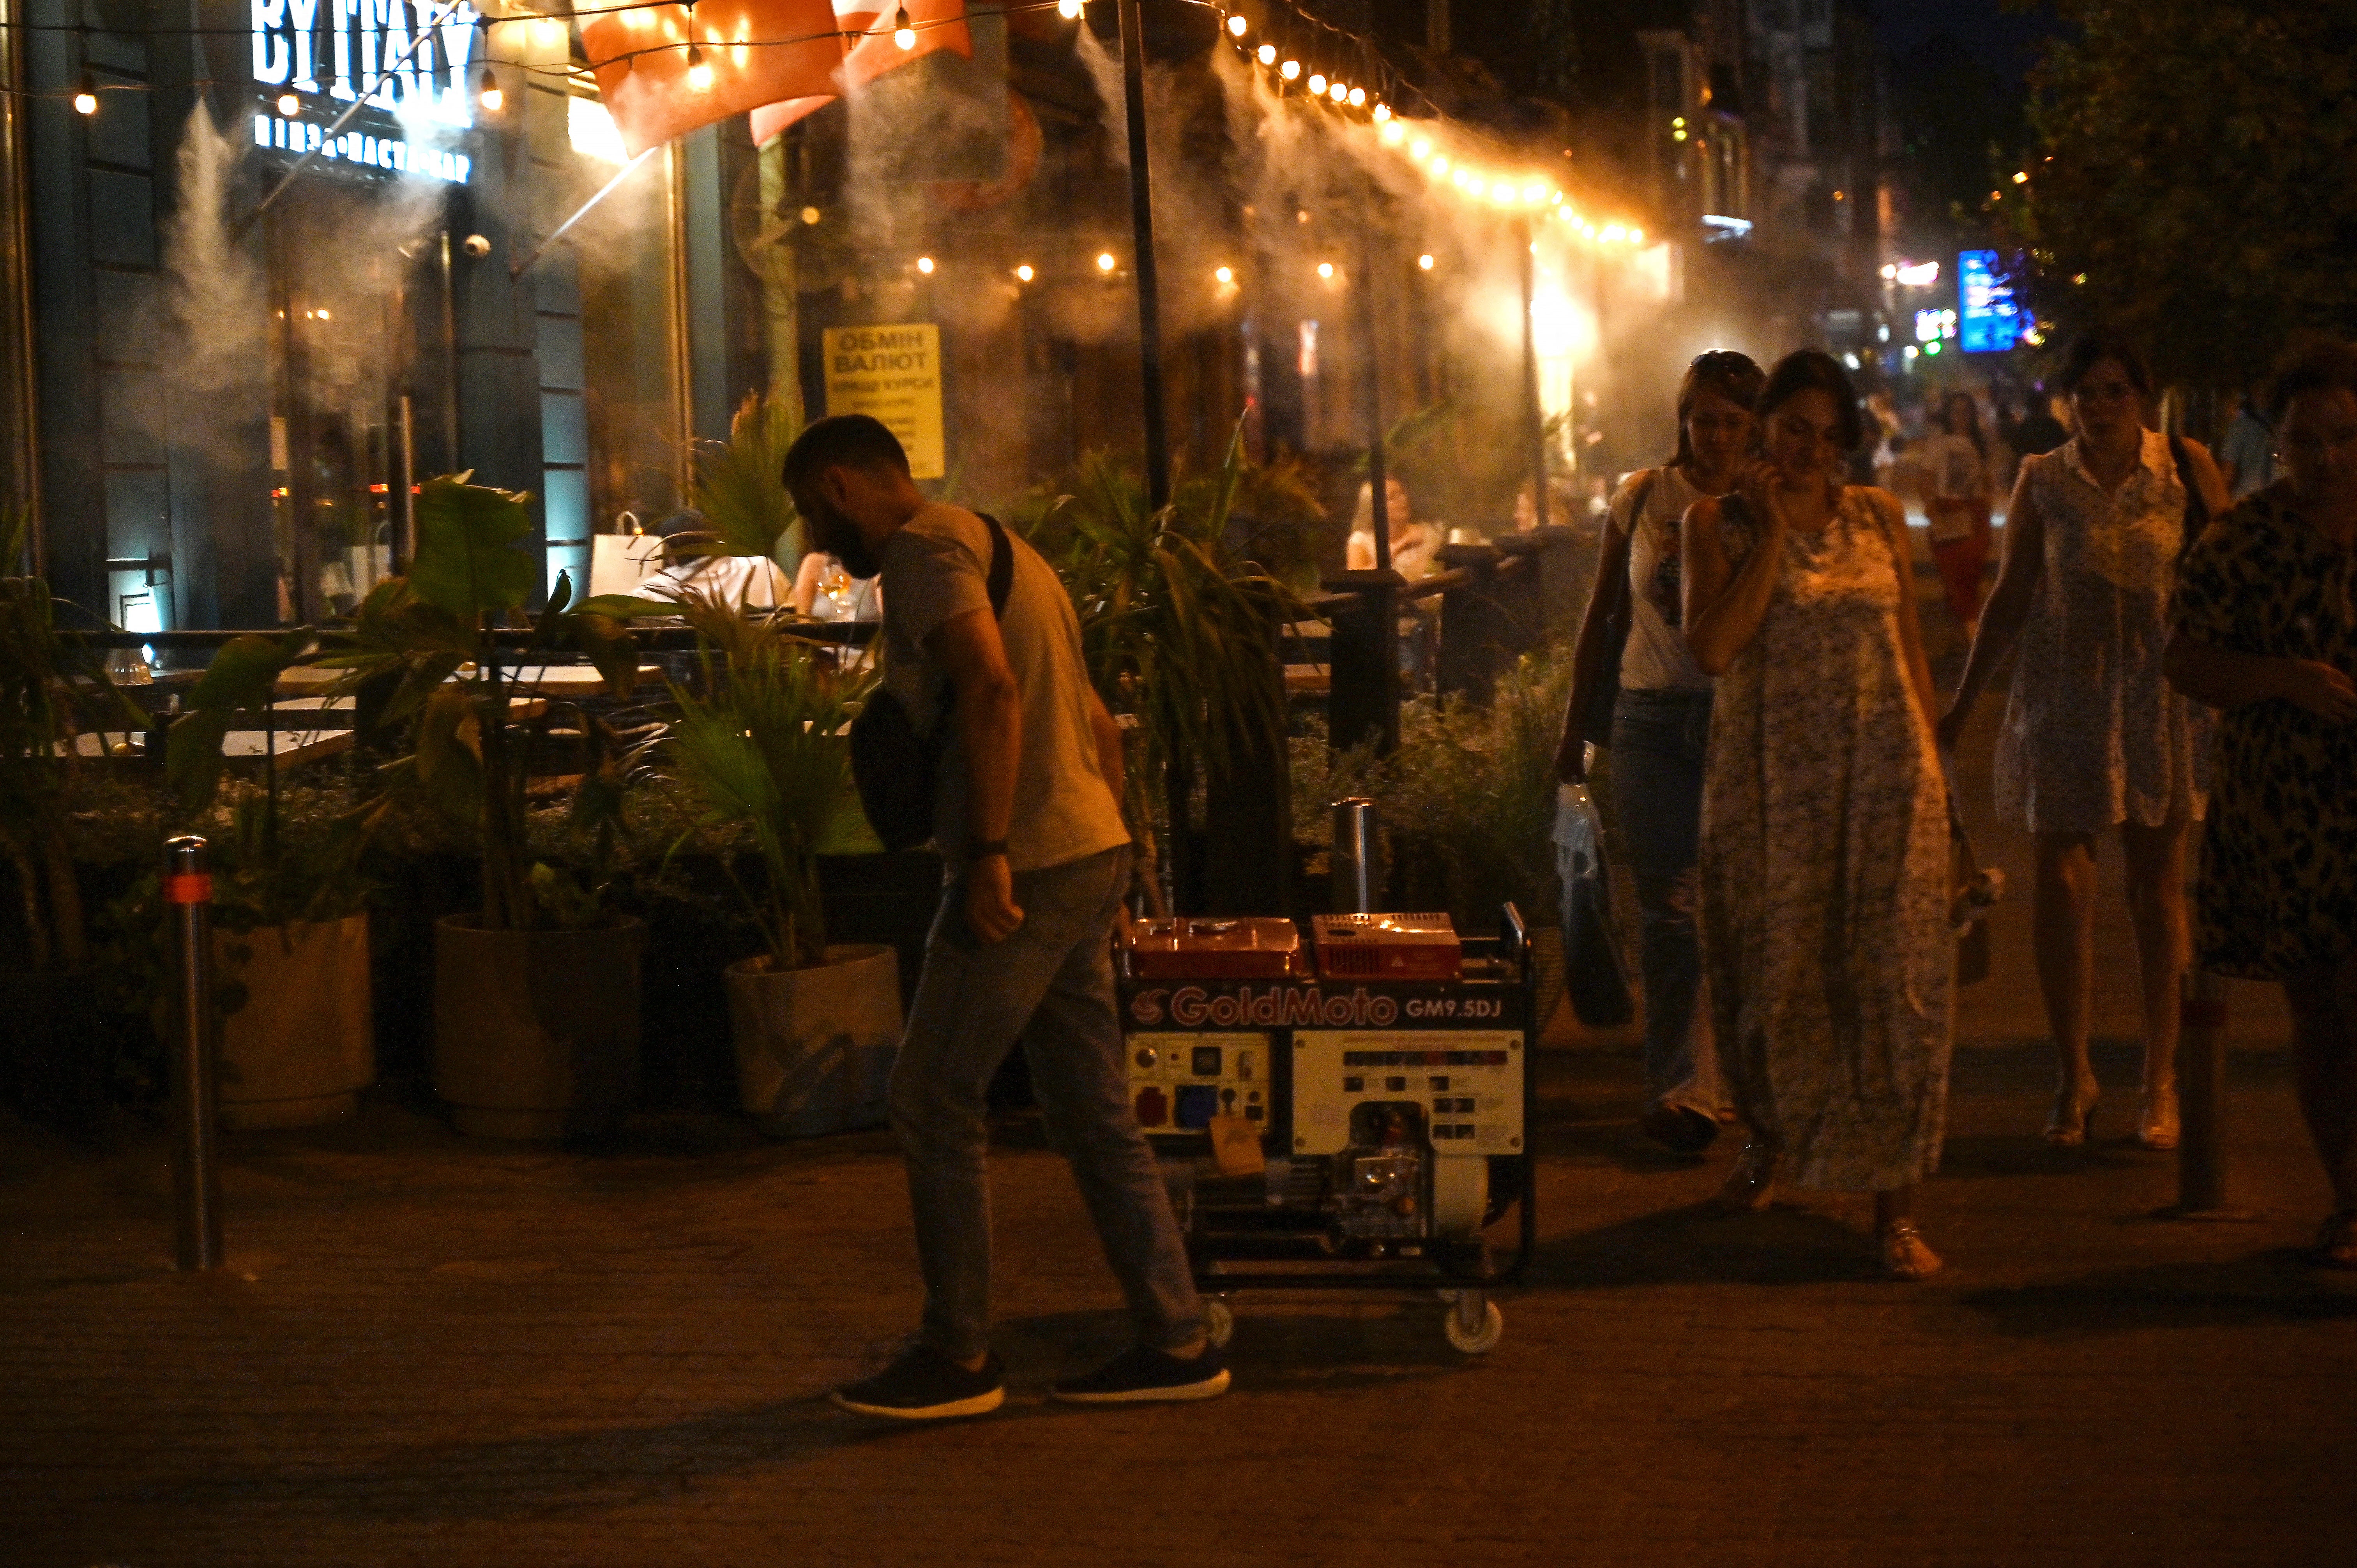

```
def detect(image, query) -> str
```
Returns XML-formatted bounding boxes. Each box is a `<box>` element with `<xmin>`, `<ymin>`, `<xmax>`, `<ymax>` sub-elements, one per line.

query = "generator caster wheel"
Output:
<box><xmin>1441</xmin><ymin>1291</ymin><xmax>1504</xmax><ymax>1354</ymax></box>
<box><xmin>1202</xmin><ymin>1298</ymin><xmax>1235</xmax><ymax>1350</ymax></box>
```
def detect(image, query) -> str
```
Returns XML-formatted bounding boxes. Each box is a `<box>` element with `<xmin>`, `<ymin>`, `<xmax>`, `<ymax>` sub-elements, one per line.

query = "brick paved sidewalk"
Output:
<box><xmin>7</xmin><ymin>1033</ymin><xmax>2354</xmax><ymax>1568</ymax></box>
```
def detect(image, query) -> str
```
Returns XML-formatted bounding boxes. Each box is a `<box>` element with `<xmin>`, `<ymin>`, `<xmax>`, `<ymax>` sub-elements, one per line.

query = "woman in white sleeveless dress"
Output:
<box><xmin>1937</xmin><ymin>334</ymin><xmax>2232</xmax><ymax>1151</ymax></box>
<box><xmin>1684</xmin><ymin>351</ymin><xmax>1953</xmax><ymax>1281</ymax></box>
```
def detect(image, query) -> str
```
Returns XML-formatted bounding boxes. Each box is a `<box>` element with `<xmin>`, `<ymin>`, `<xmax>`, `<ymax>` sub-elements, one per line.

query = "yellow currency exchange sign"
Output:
<box><xmin>822</xmin><ymin>323</ymin><xmax>945</xmax><ymax>479</ymax></box>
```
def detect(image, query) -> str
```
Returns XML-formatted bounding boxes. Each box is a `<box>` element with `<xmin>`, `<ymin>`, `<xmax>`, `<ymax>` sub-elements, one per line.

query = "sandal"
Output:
<box><xmin>1711</xmin><ymin>1140</ymin><xmax>1777</xmax><ymax>1213</ymax></box>
<box><xmin>2314</xmin><ymin>1210</ymin><xmax>2357</xmax><ymax>1270</ymax></box>
<box><xmin>1878</xmin><ymin>1220</ymin><xmax>1944</xmax><ymax>1282</ymax></box>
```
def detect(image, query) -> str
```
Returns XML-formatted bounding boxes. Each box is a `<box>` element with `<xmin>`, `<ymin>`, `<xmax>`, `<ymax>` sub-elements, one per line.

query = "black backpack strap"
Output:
<box><xmin>975</xmin><ymin>513</ymin><xmax>1014</xmax><ymax>620</ymax></box>
<box><xmin>2168</xmin><ymin>436</ymin><xmax>2209</xmax><ymax>560</ymax></box>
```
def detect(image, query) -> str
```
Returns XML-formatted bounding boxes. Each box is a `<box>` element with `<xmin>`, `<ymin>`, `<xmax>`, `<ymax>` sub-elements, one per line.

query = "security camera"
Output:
<box><xmin>461</xmin><ymin>233</ymin><xmax>492</xmax><ymax>258</ymax></box>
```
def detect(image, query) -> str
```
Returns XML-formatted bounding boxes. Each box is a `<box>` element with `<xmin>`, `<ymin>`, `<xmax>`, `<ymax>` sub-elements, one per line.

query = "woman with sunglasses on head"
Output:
<box><xmin>1682</xmin><ymin>350</ymin><xmax>1952</xmax><ymax>1280</ymax></box>
<box><xmin>2166</xmin><ymin>341</ymin><xmax>2357</xmax><ymax>1268</ymax></box>
<box><xmin>1555</xmin><ymin>350</ymin><xmax>1765</xmax><ymax>1155</ymax></box>
<box><xmin>1936</xmin><ymin>333</ymin><xmax>2232</xmax><ymax>1152</ymax></box>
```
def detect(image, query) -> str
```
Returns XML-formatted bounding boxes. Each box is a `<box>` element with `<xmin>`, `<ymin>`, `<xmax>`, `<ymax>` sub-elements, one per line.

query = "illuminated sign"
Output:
<box><xmin>1892</xmin><ymin>260</ymin><xmax>1941</xmax><ymax>287</ymax></box>
<box><xmin>250</xmin><ymin>0</ymin><xmax>481</xmax><ymax>183</ymax></box>
<box><xmin>823</xmin><ymin>324</ymin><xmax>945</xmax><ymax>480</ymax></box>
<box><xmin>1914</xmin><ymin>308</ymin><xmax>1958</xmax><ymax>343</ymax></box>
<box><xmin>1958</xmin><ymin>249</ymin><xmax>2025</xmax><ymax>353</ymax></box>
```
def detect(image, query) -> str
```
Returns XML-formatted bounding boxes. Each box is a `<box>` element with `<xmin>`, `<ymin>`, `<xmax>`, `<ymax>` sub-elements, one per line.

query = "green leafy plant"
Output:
<box><xmin>655</xmin><ymin>628</ymin><xmax>876</xmax><ymax>972</ymax></box>
<box><xmin>677</xmin><ymin>389</ymin><xmax>804</xmax><ymax>563</ymax></box>
<box><xmin>319</xmin><ymin>474</ymin><xmax>642</xmax><ymax>931</ymax></box>
<box><xmin>0</xmin><ymin>508</ymin><xmax>148</xmax><ymax>970</ymax></box>
<box><xmin>1012</xmin><ymin>423</ymin><xmax>1312</xmax><ymax>902</ymax></box>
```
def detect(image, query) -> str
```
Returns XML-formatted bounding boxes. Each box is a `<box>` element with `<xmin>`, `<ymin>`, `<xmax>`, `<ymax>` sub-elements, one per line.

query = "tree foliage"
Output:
<box><xmin>2016</xmin><ymin>2</ymin><xmax>2357</xmax><ymax>387</ymax></box>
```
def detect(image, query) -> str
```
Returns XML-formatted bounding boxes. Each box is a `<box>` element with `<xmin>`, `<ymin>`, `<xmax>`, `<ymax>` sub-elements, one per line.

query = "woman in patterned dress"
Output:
<box><xmin>1556</xmin><ymin>350</ymin><xmax>1764</xmax><ymax>1156</ymax></box>
<box><xmin>1684</xmin><ymin>351</ymin><xmax>1954</xmax><ymax>1280</ymax></box>
<box><xmin>1936</xmin><ymin>334</ymin><xmax>2232</xmax><ymax>1151</ymax></box>
<box><xmin>2166</xmin><ymin>341</ymin><xmax>2357</xmax><ymax>1267</ymax></box>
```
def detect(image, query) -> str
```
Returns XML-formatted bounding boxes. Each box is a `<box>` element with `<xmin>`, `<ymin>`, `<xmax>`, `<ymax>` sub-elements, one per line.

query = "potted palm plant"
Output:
<box><xmin>165</xmin><ymin>628</ymin><xmax>381</xmax><ymax>1127</ymax></box>
<box><xmin>324</xmin><ymin>474</ymin><xmax>647</xmax><ymax>1139</ymax></box>
<box><xmin>643</xmin><ymin>590</ymin><xmax>900</xmax><ymax>1136</ymax></box>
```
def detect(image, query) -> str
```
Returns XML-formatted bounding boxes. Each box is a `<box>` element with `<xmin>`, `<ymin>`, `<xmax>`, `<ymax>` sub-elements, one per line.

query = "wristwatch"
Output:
<box><xmin>970</xmin><ymin>839</ymin><xmax>1009</xmax><ymax>860</ymax></box>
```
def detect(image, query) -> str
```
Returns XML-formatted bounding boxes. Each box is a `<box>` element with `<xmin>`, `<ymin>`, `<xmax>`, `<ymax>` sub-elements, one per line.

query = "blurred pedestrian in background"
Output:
<box><xmin>2217</xmin><ymin>383</ymin><xmax>2279</xmax><ymax>500</ymax></box>
<box><xmin>1682</xmin><ymin>351</ymin><xmax>1953</xmax><ymax>1279</ymax></box>
<box><xmin>1937</xmin><ymin>333</ymin><xmax>2232</xmax><ymax>1152</ymax></box>
<box><xmin>2166</xmin><ymin>341</ymin><xmax>2357</xmax><ymax>1268</ymax></box>
<box><xmin>1555</xmin><ymin>350</ymin><xmax>1764</xmax><ymax>1155</ymax></box>
<box><xmin>1346</xmin><ymin>476</ymin><xmax>1441</xmax><ymax>578</ymax></box>
<box><xmin>1919</xmin><ymin>390</ymin><xmax>1997</xmax><ymax>644</ymax></box>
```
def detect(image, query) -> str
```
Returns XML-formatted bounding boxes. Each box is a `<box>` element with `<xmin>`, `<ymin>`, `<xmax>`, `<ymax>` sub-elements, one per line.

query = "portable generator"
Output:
<box><xmin>1117</xmin><ymin>906</ymin><xmax>1536</xmax><ymax>1354</ymax></box>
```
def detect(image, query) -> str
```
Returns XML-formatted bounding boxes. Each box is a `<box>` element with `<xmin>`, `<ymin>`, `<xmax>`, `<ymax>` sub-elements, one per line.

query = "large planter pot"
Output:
<box><xmin>724</xmin><ymin>944</ymin><xmax>902</xmax><ymax>1137</ymax></box>
<box><xmin>433</xmin><ymin>915</ymin><xmax>645</xmax><ymax>1139</ymax></box>
<box><xmin>216</xmin><ymin>915</ymin><xmax>375</xmax><ymax>1129</ymax></box>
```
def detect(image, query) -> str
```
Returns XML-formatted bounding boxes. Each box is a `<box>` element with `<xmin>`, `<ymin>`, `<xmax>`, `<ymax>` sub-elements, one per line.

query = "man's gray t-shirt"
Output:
<box><xmin>877</xmin><ymin>503</ymin><xmax>1131</xmax><ymax>873</ymax></box>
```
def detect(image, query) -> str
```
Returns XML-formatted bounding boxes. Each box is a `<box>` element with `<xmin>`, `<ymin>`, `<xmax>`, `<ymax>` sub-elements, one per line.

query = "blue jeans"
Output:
<box><xmin>1609</xmin><ymin>687</ymin><xmax>1725</xmax><ymax>1116</ymax></box>
<box><xmin>890</xmin><ymin>845</ymin><xmax>1201</xmax><ymax>1361</ymax></box>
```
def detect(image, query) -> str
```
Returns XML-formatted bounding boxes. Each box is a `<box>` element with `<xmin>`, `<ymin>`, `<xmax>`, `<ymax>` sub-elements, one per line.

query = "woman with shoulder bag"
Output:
<box><xmin>1935</xmin><ymin>332</ymin><xmax>2233</xmax><ymax>1152</ymax></box>
<box><xmin>1554</xmin><ymin>350</ymin><xmax>1765</xmax><ymax>1155</ymax></box>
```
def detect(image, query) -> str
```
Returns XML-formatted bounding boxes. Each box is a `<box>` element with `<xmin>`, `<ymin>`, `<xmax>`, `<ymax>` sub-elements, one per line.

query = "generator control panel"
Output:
<box><xmin>1126</xmin><ymin>1031</ymin><xmax>1269</xmax><ymax>1137</ymax></box>
<box><xmin>1290</xmin><ymin>1030</ymin><xmax>1523</xmax><ymax>1155</ymax></box>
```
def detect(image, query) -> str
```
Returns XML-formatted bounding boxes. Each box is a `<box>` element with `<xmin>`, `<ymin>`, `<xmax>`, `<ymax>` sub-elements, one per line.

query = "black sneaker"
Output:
<box><xmin>1050</xmin><ymin>1344</ymin><xmax>1230</xmax><ymax>1404</ymax></box>
<box><xmin>830</xmin><ymin>1345</ymin><xmax>1005</xmax><ymax>1421</ymax></box>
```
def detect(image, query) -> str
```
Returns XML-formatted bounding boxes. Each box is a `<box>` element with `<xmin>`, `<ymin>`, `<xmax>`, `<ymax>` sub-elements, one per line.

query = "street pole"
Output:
<box><xmin>1519</xmin><ymin>217</ymin><xmax>1549</xmax><ymax>536</ymax></box>
<box><xmin>1359</xmin><ymin>184</ymin><xmax>1392</xmax><ymax>574</ymax></box>
<box><xmin>164</xmin><ymin>835</ymin><xmax>223</xmax><ymax>1271</ymax></box>
<box><xmin>1115</xmin><ymin>0</ymin><xmax>1170</xmax><ymax>512</ymax></box>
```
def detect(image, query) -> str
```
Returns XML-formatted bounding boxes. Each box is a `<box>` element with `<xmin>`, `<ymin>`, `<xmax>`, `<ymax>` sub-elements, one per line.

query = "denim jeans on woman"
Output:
<box><xmin>890</xmin><ymin>844</ymin><xmax>1201</xmax><ymax>1362</ymax></box>
<box><xmin>1608</xmin><ymin>687</ymin><xmax>1726</xmax><ymax>1116</ymax></box>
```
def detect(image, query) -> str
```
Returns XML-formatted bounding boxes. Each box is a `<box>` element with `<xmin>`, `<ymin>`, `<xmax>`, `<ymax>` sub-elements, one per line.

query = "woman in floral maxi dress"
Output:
<box><xmin>1683</xmin><ymin>351</ymin><xmax>1954</xmax><ymax>1280</ymax></box>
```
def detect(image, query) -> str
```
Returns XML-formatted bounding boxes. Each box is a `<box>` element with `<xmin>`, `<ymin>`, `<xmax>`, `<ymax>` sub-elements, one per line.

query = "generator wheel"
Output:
<box><xmin>1443</xmin><ymin>1297</ymin><xmax>1504</xmax><ymax>1354</ymax></box>
<box><xmin>1203</xmin><ymin>1298</ymin><xmax>1235</xmax><ymax>1349</ymax></box>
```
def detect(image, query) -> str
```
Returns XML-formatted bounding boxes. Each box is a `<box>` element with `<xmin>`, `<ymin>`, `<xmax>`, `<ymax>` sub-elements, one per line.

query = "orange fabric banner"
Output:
<box><xmin>583</xmin><ymin>0</ymin><xmax>847</xmax><ymax>158</ymax></box>
<box><xmin>747</xmin><ymin>0</ymin><xmax>970</xmax><ymax>146</ymax></box>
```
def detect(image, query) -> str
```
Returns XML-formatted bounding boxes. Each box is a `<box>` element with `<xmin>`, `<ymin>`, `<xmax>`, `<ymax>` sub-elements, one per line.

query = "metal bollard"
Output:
<box><xmin>164</xmin><ymin>835</ymin><xmax>223</xmax><ymax>1271</ymax></box>
<box><xmin>2176</xmin><ymin>969</ymin><xmax>2229</xmax><ymax>1213</ymax></box>
<box><xmin>1332</xmin><ymin>798</ymin><xmax>1381</xmax><ymax>913</ymax></box>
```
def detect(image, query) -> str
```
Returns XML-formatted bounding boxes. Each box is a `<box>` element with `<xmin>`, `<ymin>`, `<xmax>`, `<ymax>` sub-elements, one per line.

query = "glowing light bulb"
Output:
<box><xmin>2012</xmin><ymin>170</ymin><xmax>2028</xmax><ymax>184</ymax></box>
<box><xmin>1550</xmin><ymin>189</ymin><xmax>1564</xmax><ymax>205</ymax></box>
<box><xmin>1329</xmin><ymin>81</ymin><xmax>1348</xmax><ymax>103</ymax></box>
<box><xmin>1411</xmin><ymin>137</ymin><xmax>1431</xmax><ymax>159</ymax></box>
<box><xmin>801</xmin><ymin>205</ymin><xmax>822</xmax><ymax>224</ymax></box>
<box><xmin>1280</xmin><ymin>59</ymin><xmax>1299</xmax><ymax>80</ymax></box>
<box><xmin>1429</xmin><ymin>154</ymin><xmax>1448</xmax><ymax>175</ymax></box>
<box><xmin>316</xmin><ymin>308</ymin><xmax>331</xmax><ymax>320</ymax></box>
<box><xmin>1417</xmin><ymin>253</ymin><xmax>1435</xmax><ymax>270</ymax></box>
<box><xmin>1379</xmin><ymin>120</ymin><xmax>1405</xmax><ymax>146</ymax></box>
<box><xmin>1097</xmin><ymin>252</ymin><xmax>1117</xmax><ymax>272</ymax></box>
<box><xmin>1058</xmin><ymin>0</ymin><xmax>1081</xmax><ymax>16</ymax></box>
<box><xmin>916</xmin><ymin>256</ymin><xmax>935</xmax><ymax>275</ymax></box>
<box><xmin>72</xmin><ymin>73</ymin><xmax>97</xmax><ymax>116</ymax></box>
<box><xmin>277</xmin><ymin>91</ymin><xmax>301</xmax><ymax>116</ymax></box>
<box><xmin>687</xmin><ymin>44</ymin><xmax>713</xmax><ymax>90</ymax></box>
<box><xmin>1226</xmin><ymin>13</ymin><xmax>1246</xmax><ymax>36</ymax></box>
<box><xmin>1372</xmin><ymin>102</ymin><xmax>1391</xmax><ymax>122</ymax></box>
<box><xmin>1601</xmin><ymin>222</ymin><xmax>1626</xmax><ymax>242</ymax></box>
<box><xmin>1490</xmin><ymin>180</ymin><xmax>1514</xmax><ymax>204</ymax></box>
<box><xmin>1629</xmin><ymin>226</ymin><xmax>1644</xmax><ymax>244</ymax></box>
<box><xmin>1214</xmin><ymin>265</ymin><xmax>1233</xmax><ymax>284</ymax></box>
<box><xmin>892</xmin><ymin>6</ymin><xmax>915</xmax><ymax>50</ymax></box>
<box><xmin>1307</xmin><ymin>73</ymin><xmax>1325</xmax><ymax>94</ymax></box>
<box><xmin>1521</xmin><ymin>181</ymin><xmax>1544</xmax><ymax>205</ymax></box>
<box><xmin>1258</xmin><ymin>43</ymin><xmax>1274</xmax><ymax>65</ymax></box>
<box><xmin>476</xmin><ymin>67</ymin><xmax>500</xmax><ymax>113</ymax></box>
<box><xmin>1348</xmin><ymin>87</ymin><xmax>1366</xmax><ymax>108</ymax></box>
<box><xmin>1014</xmin><ymin>263</ymin><xmax>1034</xmax><ymax>281</ymax></box>
<box><xmin>1316</xmin><ymin>261</ymin><xmax>1334</xmax><ymax>279</ymax></box>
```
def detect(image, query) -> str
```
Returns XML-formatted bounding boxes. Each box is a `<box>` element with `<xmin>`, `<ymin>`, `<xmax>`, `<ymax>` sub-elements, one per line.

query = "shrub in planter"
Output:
<box><xmin>645</xmin><ymin>596</ymin><xmax>901</xmax><ymax>1136</ymax></box>
<box><xmin>324</xmin><ymin>475</ymin><xmax>650</xmax><ymax>1138</ymax></box>
<box><xmin>169</xmin><ymin>633</ymin><xmax>382</xmax><ymax>1128</ymax></box>
<box><xmin>0</xmin><ymin>508</ymin><xmax>151</xmax><ymax>1125</ymax></box>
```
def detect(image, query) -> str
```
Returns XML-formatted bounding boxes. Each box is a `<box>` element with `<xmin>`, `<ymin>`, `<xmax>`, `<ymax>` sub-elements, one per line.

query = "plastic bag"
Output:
<box><xmin>1554</xmin><ymin>784</ymin><xmax>1634</xmax><ymax>1028</ymax></box>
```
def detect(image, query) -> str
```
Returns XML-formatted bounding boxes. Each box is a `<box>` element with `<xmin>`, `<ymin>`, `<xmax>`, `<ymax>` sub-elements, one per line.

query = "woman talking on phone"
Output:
<box><xmin>1555</xmin><ymin>350</ymin><xmax>1764</xmax><ymax>1155</ymax></box>
<box><xmin>1682</xmin><ymin>350</ymin><xmax>1953</xmax><ymax>1280</ymax></box>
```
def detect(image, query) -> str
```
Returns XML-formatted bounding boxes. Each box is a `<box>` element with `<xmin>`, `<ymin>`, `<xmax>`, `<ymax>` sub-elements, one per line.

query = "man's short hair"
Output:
<box><xmin>783</xmin><ymin>415</ymin><xmax>910</xmax><ymax>495</ymax></box>
<box><xmin>2268</xmin><ymin>339</ymin><xmax>2357</xmax><ymax>424</ymax></box>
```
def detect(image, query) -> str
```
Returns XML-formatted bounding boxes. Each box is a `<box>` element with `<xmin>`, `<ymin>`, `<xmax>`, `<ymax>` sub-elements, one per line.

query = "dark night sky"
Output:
<box><xmin>1872</xmin><ymin>0</ymin><xmax>2056</xmax><ymax>87</ymax></box>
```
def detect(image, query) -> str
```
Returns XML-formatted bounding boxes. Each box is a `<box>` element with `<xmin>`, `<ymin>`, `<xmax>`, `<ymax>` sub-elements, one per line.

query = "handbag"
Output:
<box><xmin>848</xmin><ymin>513</ymin><xmax>1013</xmax><ymax>853</ymax></box>
<box><xmin>1555</xmin><ymin>783</ymin><xmax>1635</xmax><ymax>1027</ymax></box>
<box><xmin>1578</xmin><ymin>468</ymin><xmax>1661</xmax><ymax>749</ymax></box>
